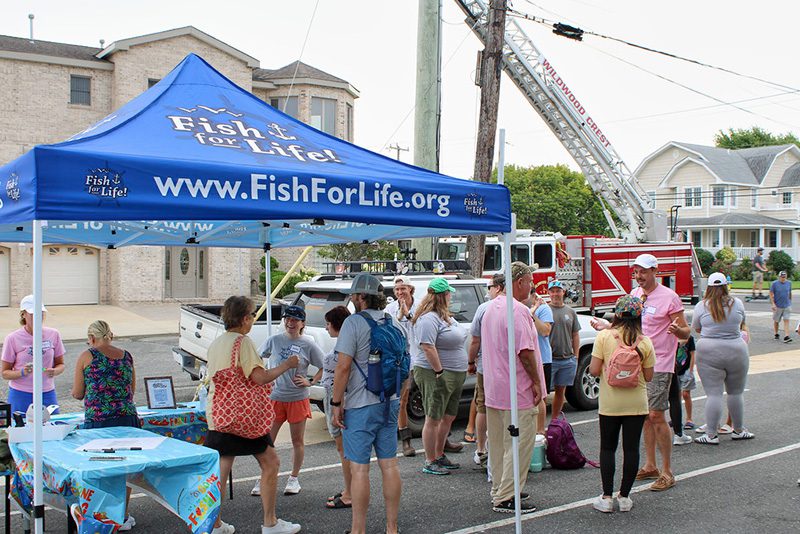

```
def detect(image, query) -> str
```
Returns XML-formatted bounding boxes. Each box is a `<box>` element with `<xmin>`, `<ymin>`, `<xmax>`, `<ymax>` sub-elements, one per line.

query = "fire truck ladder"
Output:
<box><xmin>454</xmin><ymin>0</ymin><xmax>666</xmax><ymax>243</ymax></box>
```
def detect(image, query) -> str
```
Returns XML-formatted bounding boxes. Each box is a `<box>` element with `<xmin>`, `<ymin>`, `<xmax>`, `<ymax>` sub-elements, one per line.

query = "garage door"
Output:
<box><xmin>0</xmin><ymin>247</ymin><xmax>9</xmax><ymax>307</ymax></box>
<box><xmin>43</xmin><ymin>245</ymin><xmax>99</xmax><ymax>305</ymax></box>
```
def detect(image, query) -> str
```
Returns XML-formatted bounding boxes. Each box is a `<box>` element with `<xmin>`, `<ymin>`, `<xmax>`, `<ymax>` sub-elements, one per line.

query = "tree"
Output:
<box><xmin>258</xmin><ymin>256</ymin><xmax>315</xmax><ymax>298</ymax></box>
<box><xmin>694</xmin><ymin>247</ymin><xmax>714</xmax><ymax>276</ymax></box>
<box><xmin>317</xmin><ymin>241</ymin><xmax>400</xmax><ymax>262</ymax></box>
<box><xmin>766</xmin><ymin>250</ymin><xmax>795</xmax><ymax>277</ymax></box>
<box><xmin>499</xmin><ymin>164</ymin><xmax>613</xmax><ymax>235</ymax></box>
<box><xmin>714</xmin><ymin>126</ymin><xmax>800</xmax><ymax>149</ymax></box>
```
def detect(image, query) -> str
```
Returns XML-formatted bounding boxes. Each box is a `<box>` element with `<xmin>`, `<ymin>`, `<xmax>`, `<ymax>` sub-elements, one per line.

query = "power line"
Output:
<box><xmin>506</xmin><ymin>6</ymin><xmax>800</xmax><ymax>93</ymax></box>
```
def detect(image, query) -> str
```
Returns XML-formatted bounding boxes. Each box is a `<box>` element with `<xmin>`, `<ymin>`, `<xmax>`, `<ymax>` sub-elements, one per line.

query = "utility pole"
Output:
<box><xmin>387</xmin><ymin>143</ymin><xmax>409</xmax><ymax>161</ymax></box>
<box><xmin>466</xmin><ymin>0</ymin><xmax>507</xmax><ymax>277</ymax></box>
<box><xmin>411</xmin><ymin>0</ymin><xmax>442</xmax><ymax>260</ymax></box>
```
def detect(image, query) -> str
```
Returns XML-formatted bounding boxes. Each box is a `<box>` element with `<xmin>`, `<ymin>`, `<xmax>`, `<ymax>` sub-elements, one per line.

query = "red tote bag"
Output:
<box><xmin>212</xmin><ymin>335</ymin><xmax>275</xmax><ymax>439</ymax></box>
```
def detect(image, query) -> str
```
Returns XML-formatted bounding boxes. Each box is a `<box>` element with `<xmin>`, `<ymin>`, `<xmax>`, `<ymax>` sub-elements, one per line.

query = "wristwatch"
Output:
<box><xmin>330</xmin><ymin>399</ymin><xmax>342</xmax><ymax>407</ymax></box>
<box><xmin>435</xmin><ymin>369</ymin><xmax>444</xmax><ymax>378</ymax></box>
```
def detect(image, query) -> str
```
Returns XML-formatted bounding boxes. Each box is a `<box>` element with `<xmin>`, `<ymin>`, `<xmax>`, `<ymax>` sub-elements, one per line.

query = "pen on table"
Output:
<box><xmin>82</xmin><ymin>447</ymin><xmax>142</xmax><ymax>453</ymax></box>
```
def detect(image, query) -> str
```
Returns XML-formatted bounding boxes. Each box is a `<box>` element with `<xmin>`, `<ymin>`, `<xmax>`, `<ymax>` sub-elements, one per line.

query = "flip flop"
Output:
<box><xmin>326</xmin><ymin>492</ymin><xmax>342</xmax><ymax>502</ymax></box>
<box><xmin>326</xmin><ymin>495</ymin><xmax>352</xmax><ymax>509</ymax></box>
<box><xmin>463</xmin><ymin>431</ymin><xmax>476</xmax><ymax>443</ymax></box>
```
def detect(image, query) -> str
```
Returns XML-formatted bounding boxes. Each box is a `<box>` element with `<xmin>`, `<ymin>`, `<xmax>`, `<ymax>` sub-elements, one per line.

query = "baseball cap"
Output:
<box><xmin>341</xmin><ymin>273</ymin><xmax>383</xmax><ymax>295</ymax></box>
<box><xmin>282</xmin><ymin>305</ymin><xmax>306</xmax><ymax>321</ymax></box>
<box><xmin>757</xmin><ymin>247</ymin><xmax>764</xmax><ymax>252</ymax></box>
<box><xmin>779</xmin><ymin>270</ymin><xmax>787</xmax><ymax>277</ymax></box>
<box><xmin>428</xmin><ymin>277</ymin><xmax>456</xmax><ymax>294</ymax></box>
<box><xmin>707</xmin><ymin>272</ymin><xmax>728</xmax><ymax>286</ymax></box>
<box><xmin>633</xmin><ymin>253</ymin><xmax>658</xmax><ymax>269</ymax></box>
<box><xmin>20</xmin><ymin>295</ymin><xmax>46</xmax><ymax>314</ymax></box>
<box><xmin>511</xmin><ymin>261</ymin><xmax>532</xmax><ymax>280</ymax></box>
<box><xmin>548</xmin><ymin>280</ymin><xmax>564</xmax><ymax>290</ymax></box>
<box><xmin>393</xmin><ymin>274</ymin><xmax>412</xmax><ymax>287</ymax></box>
<box><xmin>614</xmin><ymin>295</ymin><xmax>644</xmax><ymax>318</ymax></box>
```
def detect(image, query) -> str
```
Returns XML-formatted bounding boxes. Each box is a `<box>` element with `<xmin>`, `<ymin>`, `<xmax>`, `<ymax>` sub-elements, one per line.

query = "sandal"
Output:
<box><xmin>327</xmin><ymin>492</ymin><xmax>342</xmax><ymax>502</ymax></box>
<box><xmin>326</xmin><ymin>495</ymin><xmax>352</xmax><ymax>509</ymax></box>
<box><xmin>683</xmin><ymin>421</ymin><xmax>695</xmax><ymax>430</ymax></box>
<box><xmin>463</xmin><ymin>431</ymin><xmax>476</xmax><ymax>443</ymax></box>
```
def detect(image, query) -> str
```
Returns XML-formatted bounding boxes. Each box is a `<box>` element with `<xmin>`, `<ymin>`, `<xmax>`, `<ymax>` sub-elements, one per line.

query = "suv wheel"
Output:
<box><xmin>406</xmin><ymin>382</ymin><xmax>425</xmax><ymax>437</ymax></box>
<box><xmin>565</xmin><ymin>350</ymin><xmax>599</xmax><ymax>411</ymax></box>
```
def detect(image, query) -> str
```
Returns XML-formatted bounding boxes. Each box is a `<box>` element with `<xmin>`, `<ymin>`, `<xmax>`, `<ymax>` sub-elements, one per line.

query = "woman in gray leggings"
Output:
<box><xmin>692</xmin><ymin>273</ymin><xmax>754</xmax><ymax>444</ymax></box>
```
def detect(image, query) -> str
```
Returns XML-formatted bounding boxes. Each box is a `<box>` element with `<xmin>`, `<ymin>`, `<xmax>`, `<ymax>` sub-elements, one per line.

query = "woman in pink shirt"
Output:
<box><xmin>1</xmin><ymin>295</ymin><xmax>66</xmax><ymax>416</ymax></box>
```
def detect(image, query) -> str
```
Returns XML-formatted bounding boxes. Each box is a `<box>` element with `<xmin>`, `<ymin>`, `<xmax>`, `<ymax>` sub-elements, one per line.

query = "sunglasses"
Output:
<box><xmin>640</xmin><ymin>294</ymin><xmax>647</xmax><ymax>304</ymax></box>
<box><xmin>249</xmin><ymin>311</ymin><xmax>257</xmax><ymax>318</ymax></box>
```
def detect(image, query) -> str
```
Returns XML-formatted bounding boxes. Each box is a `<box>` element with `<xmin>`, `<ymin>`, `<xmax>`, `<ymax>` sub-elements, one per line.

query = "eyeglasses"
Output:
<box><xmin>640</xmin><ymin>294</ymin><xmax>647</xmax><ymax>304</ymax></box>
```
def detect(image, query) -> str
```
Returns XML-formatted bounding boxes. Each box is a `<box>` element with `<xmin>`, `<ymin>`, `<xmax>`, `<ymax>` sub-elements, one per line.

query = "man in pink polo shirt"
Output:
<box><xmin>481</xmin><ymin>262</ymin><xmax>544</xmax><ymax>514</ymax></box>
<box><xmin>630</xmin><ymin>254</ymin><xmax>689</xmax><ymax>491</ymax></box>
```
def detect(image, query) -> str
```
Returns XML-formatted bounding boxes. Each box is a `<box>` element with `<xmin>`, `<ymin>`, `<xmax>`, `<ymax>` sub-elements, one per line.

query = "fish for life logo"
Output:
<box><xmin>464</xmin><ymin>193</ymin><xmax>487</xmax><ymax>217</ymax></box>
<box><xmin>6</xmin><ymin>172</ymin><xmax>20</xmax><ymax>204</ymax></box>
<box><xmin>85</xmin><ymin>166</ymin><xmax>128</xmax><ymax>203</ymax></box>
<box><xmin>166</xmin><ymin>105</ymin><xmax>342</xmax><ymax>164</ymax></box>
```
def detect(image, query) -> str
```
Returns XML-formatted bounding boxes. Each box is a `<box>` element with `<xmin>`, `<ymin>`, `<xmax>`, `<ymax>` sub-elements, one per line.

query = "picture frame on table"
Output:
<box><xmin>144</xmin><ymin>376</ymin><xmax>177</xmax><ymax>409</ymax></box>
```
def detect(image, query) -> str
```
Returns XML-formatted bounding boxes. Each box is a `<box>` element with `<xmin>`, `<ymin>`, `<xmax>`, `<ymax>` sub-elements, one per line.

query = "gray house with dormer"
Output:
<box><xmin>634</xmin><ymin>141</ymin><xmax>800</xmax><ymax>261</ymax></box>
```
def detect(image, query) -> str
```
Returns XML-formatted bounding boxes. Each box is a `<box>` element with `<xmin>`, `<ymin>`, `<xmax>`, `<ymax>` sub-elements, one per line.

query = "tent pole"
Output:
<box><xmin>32</xmin><ymin>220</ymin><xmax>43</xmax><ymax>534</ymax></box>
<box><xmin>265</xmin><ymin>244</ymin><xmax>272</xmax><ymax>339</ymax></box>
<box><xmin>498</xmin><ymin>128</ymin><xmax>521</xmax><ymax>532</ymax></box>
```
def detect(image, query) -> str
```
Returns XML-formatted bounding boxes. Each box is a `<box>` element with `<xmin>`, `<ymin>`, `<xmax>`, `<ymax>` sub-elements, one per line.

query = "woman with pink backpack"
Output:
<box><xmin>589</xmin><ymin>295</ymin><xmax>655</xmax><ymax>513</ymax></box>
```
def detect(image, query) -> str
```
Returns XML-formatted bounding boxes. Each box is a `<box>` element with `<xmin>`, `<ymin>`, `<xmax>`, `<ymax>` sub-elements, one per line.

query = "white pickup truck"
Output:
<box><xmin>173</xmin><ymin>271</ymin><xmax>600</xmax><ymax>435</ymax></box>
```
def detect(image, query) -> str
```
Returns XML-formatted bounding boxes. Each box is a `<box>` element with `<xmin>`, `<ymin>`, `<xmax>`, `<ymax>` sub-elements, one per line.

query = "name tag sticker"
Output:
<box><xmin>289</xmin><ymin>344</ymin><xmax>302</xmax><ymax>354</ymax></box>
<box><xmin>645</xmin><ymin>306</ymin><xmax>657</xmax><ymax>315</ymax></box>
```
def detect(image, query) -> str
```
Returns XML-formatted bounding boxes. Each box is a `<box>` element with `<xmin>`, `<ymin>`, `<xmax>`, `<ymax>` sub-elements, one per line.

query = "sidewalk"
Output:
<box><xmin>0</xmin><ymin>303</ymin><xmax>181</xmax><ymax>341</ymax></box>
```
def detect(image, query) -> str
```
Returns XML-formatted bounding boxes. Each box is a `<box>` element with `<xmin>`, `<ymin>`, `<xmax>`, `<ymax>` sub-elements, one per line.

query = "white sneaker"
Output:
<box><xmin>673</xmin><ymin>434</ymin><xmax>693</xmax><ymax>446</ymax></box>
<box><xmin>592</xmin><ymin>495</ymin><xmax>614</xmax><ymax>513</ymax></box>
<box><xmin>251</xmin><ymin>482</ymin><xmax>261</xmax><ymax>496</ymax></box>
<box><xmin>262</xmin><ymin>518</ymin><xmax>301</xmax><ymax>534</ymax></box>
<box><xmin>118</xmin><ymin>515</ymin><xmax>136</xmax><ymax>531</ymax></box>
<box><xmin>731</xmin><ymin>428</ymin><xmax>755</xmax><ymax>440</ymax></box>
<box><xmin>694</xmin><ymin>434</ymin><xmax>719</xmax><ymax>445</ymax></box>
<box><xmin>212</xmin><ymin>521</ymin><xmax>236</xmax><ymax>534</ymax></box>
<box><xmin>616</xmin><ymin>494</ymin><xmax>633</xmax><ymax>512</ymax></box>
<box><xmin>284</xmin><ymin>476</ymin><xmax>301</xmax><ymax>495</ymax></box>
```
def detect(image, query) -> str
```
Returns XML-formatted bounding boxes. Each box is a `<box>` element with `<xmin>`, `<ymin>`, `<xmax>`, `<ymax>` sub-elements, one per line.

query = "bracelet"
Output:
<box><xmin>435</xmin><ymin>369</ymin><xmax>444</xmax><ymax>377</ymax></box>
<box><xmin>468</xmin><ymin>361</ymin><xmax>476</xmax><ymax>366</ymax></box>
<box><xmin>20</xmin><ymin>368</ymin><xmax>25</xmax><ymax>377</ymax></box>
<box><xmin>330</xmin><ymin>399</ymin><xmax>342</xmax><ymax>407</ymax></box>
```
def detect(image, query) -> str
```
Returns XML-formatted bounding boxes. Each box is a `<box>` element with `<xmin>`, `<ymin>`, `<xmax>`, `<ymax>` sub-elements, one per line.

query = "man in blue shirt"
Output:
<box><xmin>770</xmin><ymin>271</ymin><xmax>793</xmax><ymax>343</ymax></box>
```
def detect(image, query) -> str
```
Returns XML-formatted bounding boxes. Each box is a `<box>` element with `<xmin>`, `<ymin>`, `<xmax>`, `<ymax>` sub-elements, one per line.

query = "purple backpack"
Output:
<box><xmin>545</xmin><ymin>415</ymin><xmax>598</xmax><ymax>469</ymax></box>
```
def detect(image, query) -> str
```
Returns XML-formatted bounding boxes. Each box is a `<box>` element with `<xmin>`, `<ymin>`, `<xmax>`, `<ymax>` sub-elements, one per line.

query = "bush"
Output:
<box><xmin>694</xmin><ymin>247</ymin><xmax>715</xmax><ymax>276</ymax></box>
<box><xmin>710</xmin><ymin>259</ymin><xmax>733</xmax><ymax>277</ymax></box>
<box><xmin>258</xmin><ymin>256</ymin><xmax>315</xmax><ymax>298</ymax></box>
<box><xmin>766</xmin><ymin>250</ymin><xmax>795</xmax><ymax>277</ymax></box>
<box><xmin>715</xmin><ymin>246</ymin><xmax>737</xmax><ymax>264</ymax></box>
<box><xmin>732</xmin><ymin>258</ymin><xmax>753</xmax><ymax>281</ymax></box>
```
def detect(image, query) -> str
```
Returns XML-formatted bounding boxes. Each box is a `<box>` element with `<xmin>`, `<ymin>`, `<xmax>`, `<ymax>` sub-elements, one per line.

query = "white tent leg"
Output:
<box><xmin>32</xmin><ymin>220</ymin><xmax>43</xmax><ymax>534</ymax></box>
<box><xmin>265</xmin><ymin>245</ymin><xmax>273</xmax><ymax>339</ymax></box>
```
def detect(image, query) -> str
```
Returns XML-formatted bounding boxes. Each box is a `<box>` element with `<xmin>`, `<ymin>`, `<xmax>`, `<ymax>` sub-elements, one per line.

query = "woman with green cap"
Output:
<box><xmin>411</xmin><ymin>277</ymin><xmax>469</xmax><ymax>476</ymax></box>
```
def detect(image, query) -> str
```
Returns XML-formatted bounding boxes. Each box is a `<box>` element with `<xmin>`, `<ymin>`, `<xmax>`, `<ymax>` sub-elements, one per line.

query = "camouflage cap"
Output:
<box><xmin>511</xmin><ymin>261</ymin><xmax>532</xmax><ymax>281</ymax></box>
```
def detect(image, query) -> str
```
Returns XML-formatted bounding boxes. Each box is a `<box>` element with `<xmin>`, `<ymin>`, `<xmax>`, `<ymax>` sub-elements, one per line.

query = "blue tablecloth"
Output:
<box><xmin>9</xmin><ymin>426</ymin><xmax>220</xmax><ymax>534</ymax></box>
<box><xmin>52</xmin><ymin>402</ymin><xmax>209</xmax><ymax>444</ymax></box>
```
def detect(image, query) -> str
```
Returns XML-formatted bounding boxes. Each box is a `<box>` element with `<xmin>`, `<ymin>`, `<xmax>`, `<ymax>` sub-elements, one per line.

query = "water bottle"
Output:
<box><xmin>530</xmin><ymin>434</ymin><xmax>546</xmax><ymax>473</ymax></box>
<box><xmin>367</xmin><ymin>348</ymin><xmax>383</xmax><ymax>394</ymax></box>
<box><xmin>197</xmin><ymin>385</ymin><xmax>208</xmax><ymax>410</ymax></box>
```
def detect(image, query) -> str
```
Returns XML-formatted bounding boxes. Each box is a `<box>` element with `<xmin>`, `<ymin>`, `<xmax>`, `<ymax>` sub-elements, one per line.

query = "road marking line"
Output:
<box><xmin>443</xmin><ymin>441</ymin><xmax>800</xmax><ymax>534</ymax></box>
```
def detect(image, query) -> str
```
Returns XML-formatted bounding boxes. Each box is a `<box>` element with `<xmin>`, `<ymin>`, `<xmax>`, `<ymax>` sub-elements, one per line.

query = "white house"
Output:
<box><xmin>634</xmin><ymin>141</ymin><xmax>800</xmax><ymax>261</ymax></box>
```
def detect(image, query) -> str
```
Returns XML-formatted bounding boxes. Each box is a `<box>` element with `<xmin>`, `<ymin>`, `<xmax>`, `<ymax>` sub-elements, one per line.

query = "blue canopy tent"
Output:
<box><xmin>0</xmin><ymin>53</ymin><xmax>520</xmax><ymax>532</ymax></box>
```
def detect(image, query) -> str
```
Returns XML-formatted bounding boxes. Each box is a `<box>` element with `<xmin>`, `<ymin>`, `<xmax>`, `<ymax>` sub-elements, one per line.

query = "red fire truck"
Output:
<box><xmin>437</xmin><ymin>231</ymin><xmax>698</xmax><ymax>313</ymax></box>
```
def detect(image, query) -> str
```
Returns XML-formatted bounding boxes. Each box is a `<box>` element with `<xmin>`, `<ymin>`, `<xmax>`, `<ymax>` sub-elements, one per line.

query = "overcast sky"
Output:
<box><xmin>4</xmin><ymin>1</ymin><xmax>800</xmax><ymax>179</ymax></box>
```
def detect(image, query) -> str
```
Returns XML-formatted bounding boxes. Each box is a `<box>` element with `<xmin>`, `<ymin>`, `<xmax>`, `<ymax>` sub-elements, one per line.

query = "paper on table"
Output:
<box><xmin>137</xmin><ymin>410</ymin><xmax>158</xmax><ymax>416</ymax></box>
<box><xmin>76</xmin><ymin>436</ymin><xmax>166</xmax><ymax>452</ymax></box>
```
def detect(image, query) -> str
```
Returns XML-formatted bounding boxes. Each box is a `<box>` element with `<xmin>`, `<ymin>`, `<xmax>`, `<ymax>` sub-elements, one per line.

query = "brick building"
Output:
<box><xmin>0</xmin><ymin>26</ymin><xmax>358</xmax><ymax>305</ymax></box>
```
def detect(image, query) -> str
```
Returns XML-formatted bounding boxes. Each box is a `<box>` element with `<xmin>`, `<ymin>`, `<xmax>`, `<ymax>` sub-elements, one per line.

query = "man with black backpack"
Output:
<box><xmin>331</xmin><ymin>273</ymin><xmax>408</xmax><ymax>534</ymax></box>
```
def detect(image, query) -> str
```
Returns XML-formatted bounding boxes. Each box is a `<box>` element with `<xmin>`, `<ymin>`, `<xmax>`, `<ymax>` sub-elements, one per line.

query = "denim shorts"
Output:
<box><xmin>551</xmin><ymin>356</ymin><xmax>577</xmax><ymax>387</ymax></box>
<box><xmin>342</xmin><ymin>399</ymin><xmax>400</xmax><ymax>465</ymax></box>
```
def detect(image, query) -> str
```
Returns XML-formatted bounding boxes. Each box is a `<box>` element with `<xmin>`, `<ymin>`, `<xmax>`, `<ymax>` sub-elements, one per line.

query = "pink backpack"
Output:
<box><xmin>606</xmin><ymin>333</ymin><xmax>643</xmax><ymax>388</ymax></box>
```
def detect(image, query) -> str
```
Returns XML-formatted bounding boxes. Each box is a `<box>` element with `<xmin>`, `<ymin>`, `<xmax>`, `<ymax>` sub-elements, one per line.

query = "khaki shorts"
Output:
<box><xmin>646</xmin><ymin>372</ymin><xmax>673</xmax><ymax>412</ymax></box>
<box><xmin>773</xmin><ymin>307</ymin><xmax>792</xmax><ymax>322</ymax></box>
<box><xmin>414</xmin><ymin>367</ymin><xmax>466</xmax><ymax>420</ymax></box>
<box><xmin>752</xmin><ymin>271</ymin><xmax>764</xmax><ymax>283</ymax></box>
<box><xmin>472</xmin><ymin>372</ymin><xmax>486</xmax><ymax>414</ymax></box>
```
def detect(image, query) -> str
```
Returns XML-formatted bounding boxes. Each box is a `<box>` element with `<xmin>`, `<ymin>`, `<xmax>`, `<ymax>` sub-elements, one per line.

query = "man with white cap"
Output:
<box><xmin>331</xmin><ymin>273</ymin><xmax>403</xmax><ymax>534</ymax></box>
<box><xmin>385</xmin><ymin>274</ymin><xmax>419</xmax><ymax>456</ymax></box>
<box><xmin>592</xmin><ymin>253</ymin><xmax>689</xmax><ymax>492</ymax></box>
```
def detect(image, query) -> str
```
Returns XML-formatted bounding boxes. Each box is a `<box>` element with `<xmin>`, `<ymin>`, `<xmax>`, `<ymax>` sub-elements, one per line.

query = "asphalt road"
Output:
<box><xmin>2</xmin><ymin>297</ymin><xmax>799</xmax><ymax>533</ymax></box>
